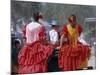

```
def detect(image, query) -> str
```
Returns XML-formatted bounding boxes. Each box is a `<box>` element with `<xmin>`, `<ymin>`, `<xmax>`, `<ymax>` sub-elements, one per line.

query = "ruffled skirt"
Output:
<box><xmin>58</xmin><ymin>43</ymin><xmax>91</xmax><ymax>71</ymax></box>
<box><xmin>18</xmin><ymin>41</ymin><xmax>53</xmax><ymax>73</ymax></box>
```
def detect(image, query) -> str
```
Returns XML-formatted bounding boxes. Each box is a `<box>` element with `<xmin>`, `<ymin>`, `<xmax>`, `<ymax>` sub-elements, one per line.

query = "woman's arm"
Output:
<box><xmin>56</xmin><ymin>25</ymin><xmax>67</xmax><ymax>49</ymax></box>
<box><xmin>56</xmin><ymin>34</ymin><xmax>65</xmax><ymax>49</ymax></box>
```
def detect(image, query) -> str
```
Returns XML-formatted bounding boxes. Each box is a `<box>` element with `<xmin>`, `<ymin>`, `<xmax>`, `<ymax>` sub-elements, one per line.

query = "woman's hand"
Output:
<box><xmin>56</xmin><ymin>46</ymin><xmax>62</xmax><ymax>49</ymax></box>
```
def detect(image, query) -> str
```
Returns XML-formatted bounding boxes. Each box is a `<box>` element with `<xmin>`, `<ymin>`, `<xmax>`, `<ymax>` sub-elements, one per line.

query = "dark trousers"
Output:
<box><xmin>47</xmin><ymin>48</ymin><xmax>60</xmax><ymax>72</ymax></box>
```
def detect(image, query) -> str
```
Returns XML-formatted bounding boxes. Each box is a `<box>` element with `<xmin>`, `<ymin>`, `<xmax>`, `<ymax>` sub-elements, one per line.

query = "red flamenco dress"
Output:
<box><xmin>58</xmin><ymin>24</ymin><xmax>91</xmax><ymax>71</ymax></box>
<box><xmin>18</xmin><ymin>22</ymin><xmax>53</xmax><ymax>74</ymax></box>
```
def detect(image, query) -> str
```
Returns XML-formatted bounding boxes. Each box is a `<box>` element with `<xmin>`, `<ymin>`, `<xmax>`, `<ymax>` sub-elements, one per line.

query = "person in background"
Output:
<box><xmin>18</xmin><ymin>12</ymin><xmax>53</xmax><ymax>73</ymax></box>
<box><xmin>48</xmin><ymin>20</ymin><xmax>60</xmax><ymax>72</ymax></box>
<box><xmin>11</xmin><ymin>39</ymin><xmax>21</xmax><ymax>74</ymax></box>
<box><xmin>57</xmin><ymin>14</ymin><xmax>91</xmax><ymax>71</ymax></box>
<box><xmin>49</xmin><ymin>20</ymin><xmax>59</xmax><ymax>45</ymax></box>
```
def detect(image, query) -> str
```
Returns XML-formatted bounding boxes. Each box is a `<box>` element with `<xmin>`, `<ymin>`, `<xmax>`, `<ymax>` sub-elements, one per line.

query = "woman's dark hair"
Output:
<box><xmin>14</xmin><ymin>40</ymin><xmax>20</xmax><ymax>46</ymax></box>
<box><xmin>33</xmin><ymin>12</ymin><xmax>43</xmax><ymax>22</ymax></box>
<box><xmin>52</xmin><ymin>25</ymin><xmax>58</xmax><ymax>28</ymax></box>
<box><xmin>68</xmin><ymin>14</ymin><xmax>77</xmax><ymax>23</ymax></box>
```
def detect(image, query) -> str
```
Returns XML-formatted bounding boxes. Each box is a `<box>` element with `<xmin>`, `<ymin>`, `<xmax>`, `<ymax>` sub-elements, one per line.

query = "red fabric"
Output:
<box><xmin>58</xmin><ymin>24</ymin><xmax>90</xmax><ymax>71</ymax></box>
<box><xmin>61</xmin><ymin>24</ymin><xmax>82</xmax><ymax>36</ymax></box>
<box><xmin>39</xmin><ymin>26</ymin><xmax>46</xmax><ymax>41</ymax></box>
<box><xmin>61</xmin><ymin>24</ymin><xmax>68</xmax><ymax>36</ymax></box>
<box><xmin>18</xmin><ymin>41</ymin><xmax>53</xmax><ymax>73</ymax></box>
<box><xmin>77</xmin><ymin>24</ymin><xmax>83</xmax><ymax>36</ymax></box>
<box><xmin>58</xmin><ymin>43</ymin><xmax>90</xmax><ymax>71</ymax></box>
<box><xmin>18</xmin><ymin>25</ymin><xmax>53</xmax><ymax>73</ymax></box>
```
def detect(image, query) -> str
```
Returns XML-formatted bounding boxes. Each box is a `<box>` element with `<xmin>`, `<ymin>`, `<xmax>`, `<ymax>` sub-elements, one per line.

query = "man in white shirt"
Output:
<box><xmin>49</xmin><ymin>20</ymin><xmax>59</xmax><ymax>45</ymax></box>
<box><xmin>48</xmin><ymin>20</ymin><xmax>60</xmax><ymax>72</ymax></box>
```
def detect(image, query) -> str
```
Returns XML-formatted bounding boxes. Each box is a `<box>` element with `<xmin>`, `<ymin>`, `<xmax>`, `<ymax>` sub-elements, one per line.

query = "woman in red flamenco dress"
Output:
<box><xmin>18</xmin><ymin>13</ymin><xmax>53</xmax><ymax>74</ymax></box>
<box><xmin>57</xmin><ymin>15</ymin><xmax>91</xmax><ymax>71</ymax></box>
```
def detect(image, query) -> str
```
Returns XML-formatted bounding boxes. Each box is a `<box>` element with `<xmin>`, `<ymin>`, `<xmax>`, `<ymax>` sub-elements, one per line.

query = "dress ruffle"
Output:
<box><xmin>18</xmin><ymin>41</ymin><xmax>53</xmax><ymax>73</ymax></box>
<box><xmin>58</xmin><ymin>43</ymin><xmax>90</xmax><ymax>71</ymax></box>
